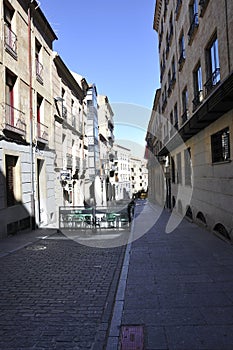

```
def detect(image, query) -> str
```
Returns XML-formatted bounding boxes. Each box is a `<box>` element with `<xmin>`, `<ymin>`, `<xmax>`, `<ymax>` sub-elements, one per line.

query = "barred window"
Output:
<box><xmin>211</xmin><ymin>127</ymin><xmax>230</xmax><ymax>163</ymax></box>
<box><xmin>184</xmin><ymin>148</ymin><xmax>192</xmax><ymax>186</ymax></box>
<box><xmin>5</xmin><ymin>155</ymin><xmax>18</xmax><ymax>207</ymax></box>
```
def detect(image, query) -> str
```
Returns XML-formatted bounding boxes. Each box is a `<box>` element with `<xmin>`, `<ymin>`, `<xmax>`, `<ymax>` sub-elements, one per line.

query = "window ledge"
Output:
<box><xmin>212</xmin><ymin>160</ymin><xmax>231</xmax><ymax>165</ymax></box>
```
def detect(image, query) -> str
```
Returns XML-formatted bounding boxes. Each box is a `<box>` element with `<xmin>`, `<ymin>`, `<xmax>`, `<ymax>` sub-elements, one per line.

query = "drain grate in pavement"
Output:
<box><xmin>120</xmin><ymin>325</ymin><xmax>144</xmax><ymax>350</ymax></box>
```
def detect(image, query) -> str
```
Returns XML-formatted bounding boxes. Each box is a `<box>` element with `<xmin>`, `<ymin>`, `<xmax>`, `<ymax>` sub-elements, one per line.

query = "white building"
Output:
<box><xmin>113</xmin><ymin>144</ymin><xmax>131</xmax><ymax>201</ymax></box>
<box><xmin>130</xmin><ymin>156</ymin><xmax>148</xmax><ymax>196</ymax></box>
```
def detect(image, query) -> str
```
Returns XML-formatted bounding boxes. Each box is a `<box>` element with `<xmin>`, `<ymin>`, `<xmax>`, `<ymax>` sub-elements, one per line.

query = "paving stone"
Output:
<box><xmin>0</xmin><ymin>231</ymin><xmax>125</xmax><ymax>349</ymax></box>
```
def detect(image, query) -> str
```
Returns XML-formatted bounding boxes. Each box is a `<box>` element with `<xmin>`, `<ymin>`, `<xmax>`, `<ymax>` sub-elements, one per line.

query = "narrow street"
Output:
<box><xmin>1</xmin><ymin>201</ymin><xmax>233</xmax><ymax>349</ymax></box>
<box><xmin>0</xmin><ymin>230</ymin><xmax>126</xmax><ymax>350</ymax></box>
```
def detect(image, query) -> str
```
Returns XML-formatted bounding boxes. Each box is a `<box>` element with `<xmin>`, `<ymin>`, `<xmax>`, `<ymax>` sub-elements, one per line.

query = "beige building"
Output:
<box><xmin>0</xmin><ymin>0</ymin><xmax>90</xmax><ymax>237</ymax></box>
<box><xmin>52</xmin><ymin>55</ymin><xmax>88</xmax><ymax>208</ymax></box>
<box><xmin>97</xmin><ymin>95</ymin><xmax>115</xmax><ymax>205</ymax></box>
<box><xmin>0</xmin><ymin>0</ymin><xmax>58</xmax><ymax>236</ymax></box>
<box><xmin>147</xmin><ymin>0</ymin><xmax>233</xmax><ymax>240</ymax></box>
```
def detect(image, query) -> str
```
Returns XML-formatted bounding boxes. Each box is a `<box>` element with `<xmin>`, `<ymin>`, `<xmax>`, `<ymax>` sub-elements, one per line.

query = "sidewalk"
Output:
<box><xmin>108</xmin><ymin>200</ymin><xmax>233</xmax><ymax>350</ymax></box>
<box><xmin>0</xmin><ymin>227</ymin><xmax>57</xmax><ymax>258</ymax></box>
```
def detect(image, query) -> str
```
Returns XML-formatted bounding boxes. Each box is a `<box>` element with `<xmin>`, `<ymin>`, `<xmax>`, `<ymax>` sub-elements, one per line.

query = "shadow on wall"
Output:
<box><xmin>0</xmin><ymin>169</ymin><xmax>33</xmax><ymax>239</ymax></box>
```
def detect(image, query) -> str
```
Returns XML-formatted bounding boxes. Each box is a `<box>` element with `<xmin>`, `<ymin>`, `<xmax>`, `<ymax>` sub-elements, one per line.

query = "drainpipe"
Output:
<box><xmin>28</xmin><ymin>2</ymin><xmax>36</xmax><ymax>229</ymax></box>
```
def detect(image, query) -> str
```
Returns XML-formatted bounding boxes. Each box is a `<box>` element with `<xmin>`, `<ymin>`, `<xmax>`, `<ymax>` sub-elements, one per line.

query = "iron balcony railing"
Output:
<box><xmin>76</xmin><ymin>157</ymin><xmax>80</xmax><ymax>170</ymax></box>
<box><xmin>4</xmin><ymin>24</ymin><xmax>17</xmax><ymax>57</ymax></box>
<box><xmin>37</xmin><ymin>121</ymin><xmax>48</xmax><ymax>142</ymax></box>
<box><xmin>66</xmin><ymin>154</ymin><xmax>73</xmax><ymax>168</ymax></box>
<box><xmin>72</xmin><ymin>114</ymin><xmax>76</xmax><ymax>129</ymax></box>
<box><xmin>181</xmin><ymin>109</ymin><xmax>189</xmax><ymax>124</ymax></box>
<box><xmin>36</xmin><ymin>58</ymin><xmax>43</xmax><ymax>83</ymax></box>
<box><xmin>204</xmin><ymin>68</ymin><xmax>220</xmax><ymax>95</ymax></box>
<box><xmin>3</xmin><ymin>103</ymin><xmax>26</xmax><ymax>135</ymax></box>
<box><xmin>162</xmin><ymin>97</ymin><xmax>167</xmax><ymax>112</ymax></box>
<box><xmin>188</xmin><ymin>13</ymin><xmax>199</xmax><ymax>42</ymax></box>
<box><xmin>62</xmin><ymin>106</ymin><xmax>67</xmax><ymax>120</ymax></box>
<box><xmin>178</xmin><ymin>49</ymin><xmax>186</xmax><ymax>70</ymax></box>
<box><xmin>192</xmin><ymin>90</ymin><xmax>204</xmax><ymax>110</ymax></box>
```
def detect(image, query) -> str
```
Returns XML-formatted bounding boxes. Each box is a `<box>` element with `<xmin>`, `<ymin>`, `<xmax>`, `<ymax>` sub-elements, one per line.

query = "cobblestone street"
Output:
<box><xmin>0</xmin><ymin>231</ymin><xmax>126</xmax><ymax>350</ymax></box>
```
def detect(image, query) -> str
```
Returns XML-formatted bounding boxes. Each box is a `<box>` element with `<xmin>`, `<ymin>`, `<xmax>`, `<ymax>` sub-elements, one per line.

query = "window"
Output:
<box><xmin>5</xmin><ymin>70</ymin><xmax>16</xmax><ymax>127</ymax></box>
<box><xmin>211</xmin><ymin>127</ymin><xmax>230</xmax><ymax>163</ymax></box>
<box><xmin>166</xmin><ymin>32</ymin><xmax>170</xmax><ymax>58</ymax></box>
<box><xmin>174</xmin><ymin>103</ymin><xmax>178</xmax><ymax>130</ymax></box>
<box><xmin>170</xmin><ymin>111</ymin><xmax>174</xmax><ymax>137</ymax></box>
<box><xmin>199</xmin><ymin>0</ymin><xmax>210</xmax><ymax>17</ymax></box>
<box><xmin>182</xmin><ymin>87</ymin><xmax>188</xmax><ymax>123</ymax></box>
<box><xmin>169</xmin><ymin>13</ymin><xmax>173</xmax><ymax>43</ymax></box>
<box><xmin>176</xmin><ymin>153</ymin><xmax>182</xmax><ymax>184</ymax></box>
<box><xmin>61</xmin><ymin>88</ymin><xmax>67</xmax><ymax>119</ymax></box>
<box><xmin>205</xmin><ymin>36</ymin><xmax>220</xmax><ymax>94</ymax></box>
<box><xmin>171</xmin><ymin>56</ymin><xmax>176</xmax><ymax>82</ymax></box>
<box><xmin>168</xmin><ymin>70</ymin><xmax>172</xmax><ymax>95</ymax></box>
<box><xmin>193</xmin><ymin>63</ymin><xmax>203</xmax><ymax>109</ymax></box>
<box><xmin>36</xmin><ymin>93</ymin><xmax>43</xmax><ymax>138</ymax></box>
<box><xmin>175</xmin><ymin>0</ymin><xmax>182</xmax><ymax>20</ymax></box>
<box><xmin>188</xmin><ymin>0</ymin><xmax>199</xmax><ymax>43</ymax></box>
<box><xmin>35</xmin><ymin>40</ymin><xmax>43</xmax><ymax>82</ymax></box>
<box><xmin>184</xmin><ymin>148</ymin><xmax>192</xmax><ymax>186</ymax></box>
<box><xmin>171</xmin><ymin>157</ymin><xmax>175</xmax><ymax>183</ymax></box>
<box><xmin>178</xmin><ymin>32</ymin><xmax>185</xmax><ymax>70</ymax></box>
<box><xmin>5</xmin><ymin>155</ymin><xmax>20</xmax><ymax>207</ymax></box>
<box><xmin>4</xmin><ymin>3</ymin><xmax>17</xmax><ymax>56</ymax></box>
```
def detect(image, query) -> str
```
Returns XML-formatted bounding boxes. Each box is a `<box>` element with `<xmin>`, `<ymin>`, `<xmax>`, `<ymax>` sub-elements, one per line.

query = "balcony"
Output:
<box><xmin>199</xmin><ymin>0</ymin><xmax>210</xmax><ymax>17</ymax></box>
<box><xmin>167</xmin><ymin>83</ymin><xmax>172</xmax><ymax>97</ymax></box>
<box><xmin>71</xmin><ymin>114</ymin><xmax>76</xmax><ymax>129</ymax></box>
<box><xmin>170</xmin><ymin>122</ymin><xmax>179</xmax><ymax>137</ymax></box>
<box><xmin>160</xmin><ymin>64</ymin><xmax>166</xmax><ymax>83</ymax></box>
<box><xmin>168</xmin><ymin>26</ymin><xmax>174</xmax><ymax>45</ymax></box>
<box><xmin>158</xmin><ymin>71</ymin><xmax>233</xmax><ymax>157</ymax></box>
<box><xmin>164</xmin><ymin>135</ymin><xmax>169</xmax><ymax>145</ymax></box>
<box><xmin>166</xmin><ymin>44</ymin><xmax>170</xmax><ymax>59</ymax></box>
<box><xmin>175</xmin><ymin>0</ymin><xmax>182</xmax><ymax>20</ymax></box>
<box><xmin>3</xmin><ymin>103</ymin><xmax>26</xmax><ymax>136</ymax></box>
<box><xmin>4</xmin><ymin>24</ymin><xmax>17</xmax><ymax>59</ymax></box>
<box><xmin>162</xmin><ymin>97</ymin><xmax>167</xmax><ymax>112</ymax></box>
<box><xmin>62</xmin><ymin>106</ymin><xmax>67</xmax><ymax>120</ymax></box>
<box><xmin>181</xmin><ymin>109</ymin><xmax>189</xmax><ymax>124</ymax></box>
<box><xmin>66</xmin><ymin>154</ymin><xmax>73</xmax><ymax>169</ymax></box>
<box><xmin>36</xmin><ymin>58</ymin><xmax>43</xmax><ymax>84</ymax></box>
<box><xmin>192</xmin><ymin>90</ymin><xmax>204</xmax><ymax>111</ymax></box>
<box><xmin>76</xmin><ymin>157</ymin><xmax>80</xmax><ymax>170</ymax></box>
<box><xmin>37</xmin><ymin>121</ymin><xmax>48</xmax><ymax>143</ymax></box>
<box><xmin>188</xmin><ymin>13</ymin><xmax>199</xmax><ymax>45</ymax></box>
<box><xmin>107</xmin><ymin>130</ymin><xmax>115</xmax><ymax>142</ymax></box>
<box><xmin>204</xmin><ymin>68</ymin><xmax>221</xmax><ymax>96</ymax></box>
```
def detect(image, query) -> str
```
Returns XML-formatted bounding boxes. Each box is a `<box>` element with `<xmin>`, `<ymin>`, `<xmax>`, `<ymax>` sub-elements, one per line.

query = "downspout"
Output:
<box><xmin>28</xmin><ymin>3</ymin><xmax>36</xmax><ymax>229</ymax></box>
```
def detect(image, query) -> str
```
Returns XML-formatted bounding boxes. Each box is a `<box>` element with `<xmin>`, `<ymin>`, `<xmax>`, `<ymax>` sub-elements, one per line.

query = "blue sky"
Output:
<box><xmin>39</xmin><ymin>0</ymin><xmax>160</xmax><ymax>155</ymax></box>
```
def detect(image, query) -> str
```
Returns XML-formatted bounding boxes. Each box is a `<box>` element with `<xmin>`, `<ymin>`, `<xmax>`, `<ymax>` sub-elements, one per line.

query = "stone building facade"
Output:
<box><xmin>0</xmin><ymin>0</ymin><xmax>58</xmax><ymax>237</ymax></box>
<box><xmin>97</xmin><ymin>95</ymin><xmax>115</xmax><ymax>205</ymax></box>
<box><xmin>147</xmin><ymin>0</ymin><xmax>233</xmax><ymax>240</ymax></box>
<box><xmin>0</xmin><ymin>0</ymin><xmax>114</xmax><ymax>237</ymax></box>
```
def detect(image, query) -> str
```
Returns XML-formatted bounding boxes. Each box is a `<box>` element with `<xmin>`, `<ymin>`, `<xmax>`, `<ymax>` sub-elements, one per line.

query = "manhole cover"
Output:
<box><xmin>120</xmin><ymin>325</ymin><xmax>144</xmax><ymax>350</ymax></box>
<box><xmin>26</xmin><ymin>245</ymin><xmax>47</xmax><ymax>251</ymax></box>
